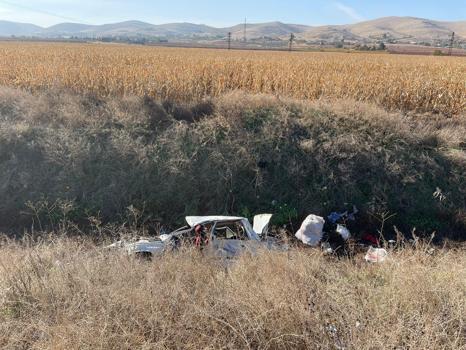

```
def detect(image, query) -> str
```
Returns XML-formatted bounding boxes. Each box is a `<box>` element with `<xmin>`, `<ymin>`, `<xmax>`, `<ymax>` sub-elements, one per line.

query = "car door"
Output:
<box><xmin>211</xmin><ymin>221</ymin><xmax>251</xmax><ymax>258</ymax></box>
<box><xmin>253</xmin><ymin>214</ymin><xmax>273</xmax><ymax>236</ymax></box>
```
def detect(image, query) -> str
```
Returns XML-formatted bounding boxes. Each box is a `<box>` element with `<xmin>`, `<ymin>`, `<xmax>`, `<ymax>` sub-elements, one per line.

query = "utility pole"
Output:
<box><xmin>449</xmin><ymin>32</ymin><xmax>455</xmax><ymax>56</ymax></box>
<box><xmin>243</xmin><ymin>18</ymin><xmax>247</xmax><ymax>43</ymax></box>
<box><xmin>227</xmin><ymin>32</ymin><xmax>232</xmax><ymax>50</ymax></box>
<box><xmin>288</xmin><ymin>33</ymin><xmax>295</xmax><ymax>51</ymax></box>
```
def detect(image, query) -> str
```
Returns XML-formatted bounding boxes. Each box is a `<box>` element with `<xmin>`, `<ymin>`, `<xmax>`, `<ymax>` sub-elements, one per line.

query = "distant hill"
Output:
<box><xmin>349</xmin><ymin>17</ymin><xmax>465</xmax><ymax>40</ymax></box>
<box><xmin>0</xmin><ymin>17</ymin><xmax>464</xmax><ymax>43</ymax></box>
<box><xmin>44</xmin><ymin>23</ymin><xmax>94</xmax><ymax>35</ymax></box>
<box><xmin>0</xmin><ymin>20</ymin><xmax>42</xmax><ymax>36</ymax></box>
<box><xmin>299</xmin><ymin>25</ymin><xmax>360</xmax><ymax>41</ymax></box>
<box><xmin>226</xmin><ymin>22</ymin><xmax>309</xmax><ymax>39</ymax></box>
<box><xmin>445</xmin><ymin>20</ymin><xmax>466</xmax><ymax>38</ymax></box>
<box><xmin>152</xmin><ymin>23</ymin><xmax>224</xmax><ymax>36</ymax></box>
<box><xmin>299</xmin><ymin>17</ymin><xmax>466</xmax><ymax>42</ymax></box>
<box><xmin>40</xmin><ymin>21</ymin><xmax>224</xmax><ymax>38</ymax></box>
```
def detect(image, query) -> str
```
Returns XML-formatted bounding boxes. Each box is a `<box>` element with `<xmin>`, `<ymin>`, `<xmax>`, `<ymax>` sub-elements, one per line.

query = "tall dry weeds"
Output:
<box><xmin>0</xmin><ymin>238</ymin><xmax>464</xmax><ymax>349</ymax></box>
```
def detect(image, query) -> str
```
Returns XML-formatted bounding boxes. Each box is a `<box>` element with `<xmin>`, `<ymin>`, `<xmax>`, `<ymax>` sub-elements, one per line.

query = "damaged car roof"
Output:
<box><xmin>185</xmin><ymin>216</ymin><xmax>247</xmax><ymax>227</ymax></box>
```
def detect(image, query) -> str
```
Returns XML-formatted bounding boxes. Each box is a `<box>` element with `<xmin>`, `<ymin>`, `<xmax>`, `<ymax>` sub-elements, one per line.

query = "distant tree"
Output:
<box><xmin>378</xmin><ymin>42</ymin><xmax>386</xmax><ymax>50</ymax></box>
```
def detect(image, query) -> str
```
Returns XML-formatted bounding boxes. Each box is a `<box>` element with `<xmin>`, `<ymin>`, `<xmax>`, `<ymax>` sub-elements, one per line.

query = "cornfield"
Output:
<box><xmin>0</xmin><ymin>42</ymin><xmax>465</xmax><ymax>115</ymax></box>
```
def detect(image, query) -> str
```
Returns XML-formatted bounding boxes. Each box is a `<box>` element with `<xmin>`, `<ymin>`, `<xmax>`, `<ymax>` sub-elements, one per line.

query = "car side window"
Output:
<box><xmin>214</xmin><ymin>222</ymin><xmax>248</xmax><ymax>240</ymax></box>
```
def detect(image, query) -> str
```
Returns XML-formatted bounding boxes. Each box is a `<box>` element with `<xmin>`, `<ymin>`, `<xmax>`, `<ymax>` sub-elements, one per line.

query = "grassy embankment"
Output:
<box><xmin>1</xmin><ymin>87</ymin><xmax>465</xmax><ymax>237</ymax></box>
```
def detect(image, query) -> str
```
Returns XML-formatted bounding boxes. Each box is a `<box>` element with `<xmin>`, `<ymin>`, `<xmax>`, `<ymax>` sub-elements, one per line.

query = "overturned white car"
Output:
<box><xmin>107</xmin><ymin>214</ymin><xmax>278</xmax><ymax>258</ymax></box>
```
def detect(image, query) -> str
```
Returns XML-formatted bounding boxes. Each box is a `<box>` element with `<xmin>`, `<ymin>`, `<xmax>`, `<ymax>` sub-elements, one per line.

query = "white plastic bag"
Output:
<box><xmin>295</xmin><ymin>215</ymin><xmax>325</xmax><ymax>247</ymax></box>
<box><xmin>336</xmin><ymin>224</ymin><xmax>351</xmax><ymax>240</ymax></box>
<box><xmin>364</xmin><ymin>247</ymin><xmax>388</xmax><ymax>263</ymax></box>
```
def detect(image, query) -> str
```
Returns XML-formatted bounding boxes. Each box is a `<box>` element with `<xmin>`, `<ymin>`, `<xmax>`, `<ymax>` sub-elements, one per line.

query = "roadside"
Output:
<box><xmin>0</xmin><ymin>237</ymin><xmax>464</xmax><ymax>349</ymax></box>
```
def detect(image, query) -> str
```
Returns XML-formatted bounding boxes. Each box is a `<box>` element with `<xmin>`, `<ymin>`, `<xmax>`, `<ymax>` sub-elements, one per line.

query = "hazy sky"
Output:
<box><xmin>0</xmin><ymin>0</ymin><xmax>464</xmax><ymax>27</ymax></box>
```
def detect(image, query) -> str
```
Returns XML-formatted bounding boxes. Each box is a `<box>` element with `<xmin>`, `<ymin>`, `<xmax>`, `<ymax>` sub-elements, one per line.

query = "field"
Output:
<box><xmin>0</xmin><ymin>42</ymin><xmax>465</xmax><ymax>115</ymax></box>
<box><xmin>0</xmin><ymin>41</ymin><xmax>465</xmax><ymax>349</ymax></box>
<box><xmin>386</xmin><ymin>44</ymin><xmax>466</xmax><ymax>57</ymax></box>
<box><xmin>0</xmin><ymin>42</ymin><xmax>465</xmax><ymax>233</ymax></box>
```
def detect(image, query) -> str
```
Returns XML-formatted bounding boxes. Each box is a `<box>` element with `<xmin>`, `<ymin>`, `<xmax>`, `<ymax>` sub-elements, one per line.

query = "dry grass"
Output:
<box><xmin>1</xmin><ymin>42</ymin><xmax>464</xmax><ymax>350</ymax></box>
<box><xmin>0</xmin><ymin>237</ymin><xmax>464</xmax><ymax>349</ymax></box>
<box><xmin>0</xmin><ymin>42</ymin><xmax>465</xmax><ymax>115</ymax></box>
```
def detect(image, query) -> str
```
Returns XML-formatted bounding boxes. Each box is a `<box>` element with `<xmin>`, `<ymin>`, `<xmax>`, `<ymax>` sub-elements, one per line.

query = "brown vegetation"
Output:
<box><xmin>0</xmin><ymin>42</ymin><xmax>465</xmax><ymax>115</ymax></box>
<box><xmin>1</xmin><ymin>40</ymin><xmax>465</xmax><ymax>350</ymax></box>
<box><xmin>1</xmin><ymin>87</ymin><xmax>465</xmax><ymax>237</ymax></box>
<box><xmin>0</xmin><ymin>238</ymin><xmax>464</xmax><ymax>349</ymax></box>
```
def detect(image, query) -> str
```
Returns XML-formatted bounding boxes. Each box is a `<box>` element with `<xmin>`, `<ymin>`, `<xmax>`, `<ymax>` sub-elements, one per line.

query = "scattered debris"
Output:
<box><xmin>326</xmin><ymin>324</ymin><xmax>338</xmax><ymax>335</ymax></box>
<box><xmin>364</xmin><ymin>247</ymin><xmax>388</xmax><ymax>263</ymax></box>
<box><xmin>106</xmin><ymin>207</ymin><xmax>410</xmax><ymax>264</ymax></box>
<box><xmin>361</xmin><ymin>233</ymin><xmax>379</xmax><ymax>246</ymax></box>
<box><xmin>295</xmin><ymin>214</ymin><xmax>325</xmax><ymax>247</ymax></box>
<box><xmin>325</xmin><ymin>324</ymin><xmax>346</xmax><ymax>350</ymax></box>
<box><xmin>327</xmin><ymin>212</ymin><xmax>342</xmax><ymax>225</ymax></box>
<box><xmin>106</xmin><ymin>237</ymin><xmax>165</xmax><ymax>256</ymax></box>
<box><xmin>327</xmin><ymin>206</ymin><xmax>358</xmax><ymax>224</ymax></box>
<box><xmin>433</xmin><ymin>187</ymin><xmax>447</xmax><ymax>202</ymax></box>
<box><xmin>336</xmin><ymin>225</ymin><xmax>351</xmax><ymax>241</ymax></box>
<box><xmin>388</xmin><ymin>240</ymin><xmax>396</xmax><ymax>249</ymax></box>
<box><xmin>321</xmin><ymin>241</ymin><xmax>334</xmax><ymax>255</ymax></box>
<box><xmin>427</xmin><ymin>248</ymin><xmax>436</xmax><ymax>255</ymax></box>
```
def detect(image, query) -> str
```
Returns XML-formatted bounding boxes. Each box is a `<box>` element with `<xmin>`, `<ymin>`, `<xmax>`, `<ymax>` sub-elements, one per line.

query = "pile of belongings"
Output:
<box><xmin>327</xmin><ymin>206</ymin><xmax>359</xmax><ymax>224</ymax></box>
<box><xmin>294</xmin><ymin>207</ymin><xmax>389</xmax><ymax>263</ymax></box>
<box><xmin>295</xmin><ymin>215</ymin><xmax>326</xmax><ymax>247</ymax></box>
<box><xmin>295</xmin><ymin>215</ymin><xmax>352</xmax><ymax>247</ymax></box>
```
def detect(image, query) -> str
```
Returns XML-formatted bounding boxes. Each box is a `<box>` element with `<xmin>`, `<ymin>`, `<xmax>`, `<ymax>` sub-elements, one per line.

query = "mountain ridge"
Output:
<box><xmin>0</xmin><ymin>17</ymin><xmax>464</xmax><ymax>43</ymax></box>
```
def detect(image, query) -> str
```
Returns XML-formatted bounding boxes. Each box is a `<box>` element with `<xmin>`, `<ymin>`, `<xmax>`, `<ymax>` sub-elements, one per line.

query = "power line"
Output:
<box><xmin>289</xmin><ymin>33</ymin><xmax>295</xmax><ymax>51</ymax></box>
<box><xmin>449</xmin><ymin>32</ymin><xmax>455</xmax><ymax>56</ymax></box>
<box><xmin>0</xmin><ymin>0</ymin><xmax>91</xmax><ymax>24</ymax></box>
<box><xmin>243</xmin><ymin>17</ymin><xmax>247</xmax><ymax>42</ymax></box>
